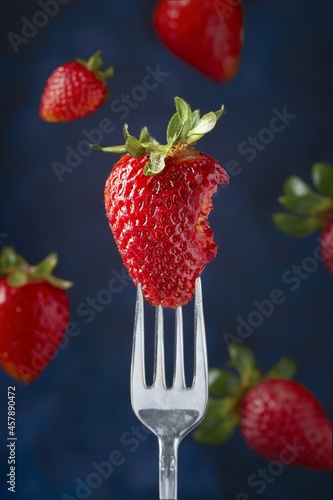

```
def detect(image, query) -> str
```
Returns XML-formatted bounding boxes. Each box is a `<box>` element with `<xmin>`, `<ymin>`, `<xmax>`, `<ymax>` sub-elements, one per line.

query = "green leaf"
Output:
<box><xmin>190</xmin><ymin>109</ymin><xmax>201</xmax><ymax>128</ymax></box>
<box><xmin>273</xmin><ymin>212</ymin><xmax>322</xmax><ymax>237</ymax></box>
<box><xmin>149</xmin><ymin>135</ymin><xmax>160</xmax><ymax>146</ymax></box>
<box><xmin>76</xmin><ymin>58</ymin><xmax>86</xmax><ymax>67</ymax></box>
<box><xmin>1</xmin><ymin>247</ymin><xmax>18</xmax><ymax>269</ymax></box>
<box><xmin>166</xmin><ymin>112</ymin><xmax>182</xmax><ymax>145</ymax></box>
<box><xmin>101</xmin><ymin>66</ymin><xmax>114</xmax><ymax>80</ymax></box>
<box><xmin>193</xmin><ymin>399</ymin><xmax>238</xmax><ymax>445</ymax></box>
<box><xmin>278</xmin><ymin>192</ymin><xmax>333</xmax><ymax>216</ymax></box>
<box><xmin>193</xmin><ymin>416</ymin><xmax>238</xmax><ymax>445</ymax></box>
<box><xmin>7</xmin><ymin>271</ymin><xmax>28</xmax><ymax>287</ymax></box>
<box><xmin>78</xmin><ymin>51</ymin><xmax>114</xmax><ymax>84</ymax></box>
<box><xmin>46</xmin><ymin>275</ymin><xmax>73</xmax><ymax>289</ymax></box>
<box><xmin>283</xmin><ymin>176</ymin><xmax>311</xmax><ymax>196</ymax></box>
<box><xmin>174</xmin><ymin>96</ymin><xmax>191</xmax><ymax>124</ymax></box>
<box><xmin>143</xmin><ymin>152</ymin><xmax>167</xmax><ymax>176</ymax></box>
<box><xmin>122</xmin><ymin>123</ymin><xmax>130</xmax><ymax>140</ymax></box>
<box><xmin>188</xmin><ymin>111</ymin><xmax>217</xmax><ymax>137</ymax></box>
<box><xmin>214</xmin><ymin>104</ymin><xmax>225</xmax><ymax>121</ymax></box>
<box><xmin>186</xmin><ymin>108</ymin><xmax>222</xmax><ymax>144</ymax></box>
<box><xmin>264</xmin><ymin>357</ymin><xmax>296</xmax><ymax>381</ymax></box>
<box><xmin>312</xmin><ymin>162</ymin><xmax>333</xmax><ymax>198</ymax></box>
<box><xmin>32</xmin><ymin>252</ymin><xmax>58</xmax><ymax>277</ymax></box>
<box><xmin>140</xmin><ymin>128</ymin><xmax>159</xmax><ymax>147</ymax></box>
<box><xmin>139</xmin><ymin>126</ymin><xmax>151</xmax><ymax>143</ymax></box>
<box><xmin>174</xmin><ymin>98</ymin><xmax>194</xmax><ymax>143</ymax></box>
<box><xmin>0</xmin><ymin>247</ymin><xmax>27</xmax><ymax>272</ymax></box>
<box><xmin>90</xmin><ymin>144</ymin><xmax>127</xmax><ymax>154</ymax></box>
<box><xmin>86</xmin><ymin>49</ymin><xmax>104</xmax><ymax>71</ymax></box>
<box><xmin>209</xmin><ymin>369</ymin><xmax>241</xmax><ymax>397</ymax></box>
<box><xmin>125</xmin><ymin>136</ymin><xmax>147</xmax><ymax>158</ymax></box>
<box><xmin>228</xmin><ymin>344</ymin><xmax>261</xmax><ymax>386</ymax></box>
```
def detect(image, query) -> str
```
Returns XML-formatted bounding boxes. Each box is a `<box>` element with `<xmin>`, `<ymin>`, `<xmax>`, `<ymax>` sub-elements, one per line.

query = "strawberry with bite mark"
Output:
<box><xmin>40</xmin><ymin>50</ymin><xmax>114</xmax><ymax>122</ymax></box>
<box><xmin>0</xmin><ymin>247</ymin><xmax>72</xmax><ymax>383</ymax></box>
<box><xmin>92</xmin><ymin>97</ymin><xmax>229</xmax><ymax>307</ymax></box>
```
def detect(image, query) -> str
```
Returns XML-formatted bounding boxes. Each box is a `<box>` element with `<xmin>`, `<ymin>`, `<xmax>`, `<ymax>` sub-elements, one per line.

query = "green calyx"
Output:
<box><xmin>77</xmin><ymin>50</ymin><xmax>114</xmax><ymax>87</ymax></box>
<box><xmin>90</xmin><ymin>96</ymin><xmax>224</xmax><ymax>176</ymax></box>
<box><xmin>0</xmin><ymin>247</ymin><xmax>73</xmax><ymax>289</ymax></box>
<box><xmin>193</xmin><ymin>344</ymin><xmax>296</xmax><ymax>445</ymax></box>
<box><xmin>273</xmin><ymin>162</ymin><xmax>333</xmax><ymax>237</ymax></box>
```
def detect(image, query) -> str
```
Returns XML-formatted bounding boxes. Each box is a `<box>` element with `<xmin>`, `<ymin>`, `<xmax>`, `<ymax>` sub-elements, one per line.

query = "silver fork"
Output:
<box><xmin>130</xmin><ymin>277</ymin><xmax>208</xmax><ymax>500</ymax></box>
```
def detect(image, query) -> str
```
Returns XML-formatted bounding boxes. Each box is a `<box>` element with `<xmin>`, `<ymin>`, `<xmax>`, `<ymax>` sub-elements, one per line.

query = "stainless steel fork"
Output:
<box><xmin>130</xmin><ymin>277</ymin><xmax>208</xmax><ymax>500</ymax></box>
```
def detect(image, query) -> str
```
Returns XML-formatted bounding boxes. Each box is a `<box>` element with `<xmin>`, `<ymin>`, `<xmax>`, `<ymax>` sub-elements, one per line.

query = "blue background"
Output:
<box><xmin>0</xmin><ymin>0</ymin><xmax>332</xmax><ymax>499</ymax></box>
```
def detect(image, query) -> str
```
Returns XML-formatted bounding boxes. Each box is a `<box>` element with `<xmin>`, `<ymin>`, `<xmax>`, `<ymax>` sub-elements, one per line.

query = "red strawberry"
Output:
<box><xmin>321</xmin><ymin>218</ymin><xmax>333</xmax><ymax>275</ymax></box>
<box><xmin>241</xmin><ymin>379</ymin><xmax>332</xmax><ymax>470</ymax></box>
<box><xmin>194</xmin><ymin>345</ymin><xmax>332</xmax><ymax>471</ymax></box>
<box><xmin>0</xmin><ymin>248</ymin><xmax>72</xmax><ymax>383</ymax></box>
<box><xmin>153</xmin><ymin>0</ymin><xmax>243</xmax><ymax>82</ymax></box>
<box><xmin>40</xmin><ymin>50</ymin><xmax>114</xmax><ymax>122</ymax></box>
<box><xmin>92</xmin><ymin>97</ymin><xmax>229</xmax><ymax>307</ymax></box>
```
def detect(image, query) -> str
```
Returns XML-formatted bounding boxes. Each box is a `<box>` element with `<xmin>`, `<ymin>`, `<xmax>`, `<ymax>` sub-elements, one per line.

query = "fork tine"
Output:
<box><xmin>192</xmin><ymin>277</ymin><xmax>208</xmax><ymax>391</ymax></box>
<box><xmin>153</xmin><ymin>305</ymin><xmax>166</xmax><ymax>388</ymax></box>
<box><xmin>173</xmin><ymin>306</ymin><xmax>186</xmax><ymax>389</ymax></box>
<box><xmin>131</xmin><ymin>283</ymin><xmax>146</xmax><ymax>389</ymax></box>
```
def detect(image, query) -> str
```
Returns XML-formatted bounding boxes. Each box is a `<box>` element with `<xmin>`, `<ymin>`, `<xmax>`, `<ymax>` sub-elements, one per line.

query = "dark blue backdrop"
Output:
<box><xmin>1</xmin><ymin>1</ymin><xmax>332</xmax><ymax>499</ymax></box>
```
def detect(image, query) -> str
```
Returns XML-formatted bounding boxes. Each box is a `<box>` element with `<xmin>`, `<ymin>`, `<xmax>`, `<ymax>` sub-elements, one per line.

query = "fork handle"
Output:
<box><xmin>158</xmin><ymin>437</ymin><xmax>179</xmax><ymax>500</ymax></box>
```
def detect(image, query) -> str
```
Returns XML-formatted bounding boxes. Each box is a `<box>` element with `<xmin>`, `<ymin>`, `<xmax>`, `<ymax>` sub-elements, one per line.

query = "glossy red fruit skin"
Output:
<box><xmin>241</xmin><ymin>379</ymin><xmax>332</xmax><ymax>470</ymax></box>
<box><xmin>105</xmin><ymin>149</ymin><xmax>229</xmax><ymax>308</ymax></box>
<box><xmin>321</xmin><ymin>218</ymin><xmax>333</xmax><ymax>275</ymax></box>
<box><xmin>39</xmin><ymin>62</ymin><xmax>106</xmax><ymax>122</ymax></box>
<box><xmin>0</xmin><ymin>279</ymin><xmax>69</xmax><ymax>383</ymax></box>
<box><xmin>153</xmin><ymin>0</ymin><xmax>243</xmax><ymax>82</ymax></box>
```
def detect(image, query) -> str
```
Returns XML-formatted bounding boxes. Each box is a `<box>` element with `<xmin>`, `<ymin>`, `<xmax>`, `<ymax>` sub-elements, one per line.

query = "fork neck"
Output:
<box><xmin>158</xmin><ymin>436</ymin><xmax>179</xmax><ymax>500</ymax></box>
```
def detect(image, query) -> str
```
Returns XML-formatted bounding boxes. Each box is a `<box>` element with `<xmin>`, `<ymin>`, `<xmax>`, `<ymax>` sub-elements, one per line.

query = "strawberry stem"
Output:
<box><xmin>77</xmin><ymin>50</ymin><xmax>114</xmax><ymax>85</ymax></box>
<box><xmin>90</xmin><ymin>97</ymin><xmax>225</xmax><ymax>176</ymax></box>
<box><xmin>0</xmin><ymin>247</ymin><xmax>73</xmax><ymax>289</ymax></box>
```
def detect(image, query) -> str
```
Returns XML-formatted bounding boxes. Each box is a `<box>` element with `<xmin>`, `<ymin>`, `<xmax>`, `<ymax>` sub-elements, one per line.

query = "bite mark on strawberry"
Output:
<box><xmin>93</xmin><ymin>97</ymin><xmax>229</xmax><ymax>307</ymax></box>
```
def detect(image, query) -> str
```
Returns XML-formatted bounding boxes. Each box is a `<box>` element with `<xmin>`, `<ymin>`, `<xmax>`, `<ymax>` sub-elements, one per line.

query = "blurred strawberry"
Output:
<box><xmin>153</xmin><ymin>0</ymin><xmax>243</xmax><ymax>82</ymax></box>
<box><xmin>0</xmin><ymin>247</ymin><xmax>72</xmax><ymax>383</ymax></box>
<box><xmin>241</xmin><ymin>378</ymin><xmax>332</xmax><ymax>470</ymax></box>
<box><xmin>321</xmin><ymin>218</ymin><xmax>333</xmax><ymax>274</ymax></box>
<box><xmin>273</xmin><ymin>162</ymin><xmax>333</xmax><ymax>275</ymax></box>
<box><xmin>194</xmin><ymin>345</ymin><xmax>332</xmax><ymax>470</ymax></box>
<box><xmin>40</xmin><ymin>50</ymin><xmax>114</xmax><ymax>122</ymax></box>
